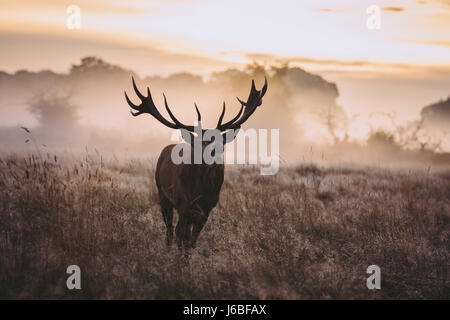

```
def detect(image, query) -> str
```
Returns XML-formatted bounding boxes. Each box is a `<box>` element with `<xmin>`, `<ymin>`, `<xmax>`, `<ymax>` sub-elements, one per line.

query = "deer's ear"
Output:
<box><xmin>222</xmin><ymin>128</ymin><xmax>240</xmax><ymax>145</ymax></box>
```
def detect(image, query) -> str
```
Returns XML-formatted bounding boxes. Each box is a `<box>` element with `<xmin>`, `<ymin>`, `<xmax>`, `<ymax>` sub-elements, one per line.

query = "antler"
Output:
<box><xmin>125</xmin><ymin>77</ymin><xmax>200</xmax><ymax>132</ymax></box>
<box><xmin>216</xmin><ymin>77</ymin><xmax>267</xmax><ymax>131</ymax></box>
<box><xmin>125</xmin><ymin>76</ymin><xmax>268</xmax><ymax>146</ymax></box>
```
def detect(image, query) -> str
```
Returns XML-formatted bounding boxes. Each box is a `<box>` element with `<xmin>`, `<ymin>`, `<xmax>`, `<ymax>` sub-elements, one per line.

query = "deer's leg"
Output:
<box><xmin>190</xmin><ymin>208</ymin><xmax>210</xmax><ymax>249</ymax></box>
<box><xmin>175</xmin><ymin>212</ymin><xmax>190</xmax><ymax>250</ymax></box>
<box><xmin>160</xmin><ymin>196</ymin><xmax>174</xmax><ymax>248</ymax></box>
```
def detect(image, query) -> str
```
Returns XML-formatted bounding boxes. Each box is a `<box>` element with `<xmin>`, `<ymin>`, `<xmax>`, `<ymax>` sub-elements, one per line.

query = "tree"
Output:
<box><xmin>28</xmin><ymin>91</ymin><xmax>79</xmax><ymax>132</ymax></box>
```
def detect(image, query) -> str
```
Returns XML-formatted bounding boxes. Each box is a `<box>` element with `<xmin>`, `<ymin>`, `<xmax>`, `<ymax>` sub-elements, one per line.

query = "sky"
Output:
<box><xmin>1</xmin><ymin>0</ymin><xmax>450</xmax><ymax>124</ymax></box>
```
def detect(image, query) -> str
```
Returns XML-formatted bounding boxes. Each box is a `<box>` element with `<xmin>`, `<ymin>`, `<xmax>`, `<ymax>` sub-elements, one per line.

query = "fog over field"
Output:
<box><xmin>0</xmin><ymin>57</ymin><xmax>449</xmax><ymax>168</ymax></box>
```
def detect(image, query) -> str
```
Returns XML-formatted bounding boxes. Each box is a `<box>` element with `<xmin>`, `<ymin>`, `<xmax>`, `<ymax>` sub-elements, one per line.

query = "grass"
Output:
<box><xmin>0</xmin><ymin>152</ymin><xmax>449</xmax><ymax>299</ymax></box>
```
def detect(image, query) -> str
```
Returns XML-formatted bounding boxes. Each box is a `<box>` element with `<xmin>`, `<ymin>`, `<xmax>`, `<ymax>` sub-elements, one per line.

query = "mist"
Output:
<box><xmin>0</xmin><ymin>57</ymin><xmax>448</xmax><ymax>167</ymax></box>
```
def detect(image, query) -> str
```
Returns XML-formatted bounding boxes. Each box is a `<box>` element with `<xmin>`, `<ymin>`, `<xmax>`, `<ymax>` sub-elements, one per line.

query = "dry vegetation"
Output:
<box><xmin>0</xmin><ymin>152</ymin><xmax>449</xmax><ymax>299</ymax></box>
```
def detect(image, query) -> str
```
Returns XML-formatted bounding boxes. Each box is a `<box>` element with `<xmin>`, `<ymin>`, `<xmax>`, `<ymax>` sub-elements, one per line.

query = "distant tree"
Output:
<box><xmin>367</xmin><ymin>111</ymin><xmax>447</xmax><ymax>153</ymax></box>
<box><xmin>317</xmin><ymin>104</ymin><xmax>349</xmax><ymax>143</ymax></box>
<box><xmin>367</xmin><ymin>130</ymin><xmax>396</xmax><ymax>147</ymax></box>
<box><xmin>397</xmin><ymin>118</ymin><xmax>446</xmax><ymax>153</ymax></box>
<box><xmin>28</xmin><ymin>91</ymin><xmax>79</xmax><ymax>131</ymax></box>
<box><xmin>245</xmin><ymin>62</ymin><xmax>267</xmax><ymax>79</ymax></box>
<box><xmin>165</xmin><ymin>73</ymin><xmax>204</xmax><ymax>87</ymax></box>
<box><xmin>69</xmin><ymin>56</ymin><xmax>131</xmax><ymax>77</ymax></box>
<box><xmin>420</xmin><ymin>96</ymin><xmax>450</xmax><ymax>129</ymax></box>
<box><xmin>365</xmin><ymin>129</ymin><xmax>403</xmax><ymax>154</ymax></box>
<box><xmin>209</xmin><ymin>68</ymin><xmax>251</xmax><ymax>93</ymax></box>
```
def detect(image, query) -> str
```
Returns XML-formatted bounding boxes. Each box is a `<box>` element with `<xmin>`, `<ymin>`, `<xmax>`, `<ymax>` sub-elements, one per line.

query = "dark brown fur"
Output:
<box><xmin>156</xmin><ymin>144</ymin><xmax>224</xmax><ymax>249</ymax></box>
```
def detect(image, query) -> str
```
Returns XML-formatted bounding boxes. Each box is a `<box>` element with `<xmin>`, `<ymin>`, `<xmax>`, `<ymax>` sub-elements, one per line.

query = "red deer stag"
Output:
<box><xmin>125</xmin><ymin>77</ymin><xmax>267</xmax><ymax>250</ymax></box>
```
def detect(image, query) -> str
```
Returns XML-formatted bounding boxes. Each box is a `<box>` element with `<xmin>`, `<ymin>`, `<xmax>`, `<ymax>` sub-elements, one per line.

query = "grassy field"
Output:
<box><xmin>0</xmin><ymin>152</ymin><xmax>449</xmax><ymax>299</ymax></box>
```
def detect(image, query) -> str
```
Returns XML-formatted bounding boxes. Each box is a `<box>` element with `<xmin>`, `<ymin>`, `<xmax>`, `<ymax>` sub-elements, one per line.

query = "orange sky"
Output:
<box><xmin>1</xmin><ymin>0</ymin><xmax>450</xmax><ymax>125</ymax></box>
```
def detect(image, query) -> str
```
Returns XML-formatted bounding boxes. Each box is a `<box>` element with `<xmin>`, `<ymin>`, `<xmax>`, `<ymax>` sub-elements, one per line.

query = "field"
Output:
<box><xmin>0</xmin><ymin>152</ymin><xmax>449</xmax><ymax>299</ymax></box>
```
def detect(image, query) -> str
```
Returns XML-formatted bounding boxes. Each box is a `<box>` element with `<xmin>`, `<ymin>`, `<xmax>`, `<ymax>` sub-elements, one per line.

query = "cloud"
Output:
<box><xmin>382</xmin><ymin>7</ymin><xmax>405</xmax><ymax>12</ymax></box>
<box><xmin>1</xmin><ymin>0</ymin><xmax>142</xmax><ymax>15</ymax></box>
<box><xmin>419</xmin><ymin>0</ymin><xmax>450</xmax><ymax>8</ymax></box>
<box><xmin>435</xmin><ymin>0</ymin><xmax>450</xmax><ymax>7</ymax></box>
<box><xmin>405</xmin><ymin>40</ymin><xmax>450</xmax><ymax>47</ymax></box>
<box><xmin>318</xmin><ymin>8</ymin><xmax>333</xmax><ymax>12</ymax></box>
<box><xmin>244</xmin><ymin>52</ymin><xmax>443</xmax><ymax>71</ymax></box>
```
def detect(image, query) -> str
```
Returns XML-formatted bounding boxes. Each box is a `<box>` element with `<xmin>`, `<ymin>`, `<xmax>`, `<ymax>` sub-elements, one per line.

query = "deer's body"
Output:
<box><xmin>125</xmin><ymin>76</ymin><xmax>266</xmax><ymax>250</ymax></box>
<box><xmin>155</xmin><ymin>144</ymin><xmax>224</xmax><ymax>248</ymax></box>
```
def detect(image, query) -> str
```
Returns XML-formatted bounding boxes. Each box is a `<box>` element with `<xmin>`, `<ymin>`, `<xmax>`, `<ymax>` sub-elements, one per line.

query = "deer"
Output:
<box><xmin>124</xmin><ymin>77</ymin><xmax>267</xmax><ymax>251</ymax></box>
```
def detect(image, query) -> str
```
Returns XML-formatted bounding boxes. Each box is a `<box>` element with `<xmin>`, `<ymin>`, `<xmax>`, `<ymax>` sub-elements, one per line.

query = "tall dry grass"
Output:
<box><xmin>0</xmin><ymin>152</ymin><xmax>449</xmax><ymax>299</ymax></box>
